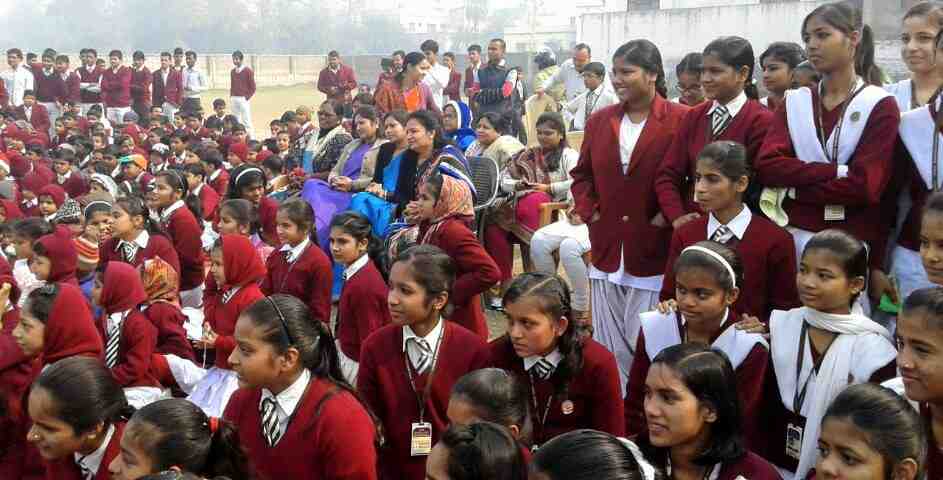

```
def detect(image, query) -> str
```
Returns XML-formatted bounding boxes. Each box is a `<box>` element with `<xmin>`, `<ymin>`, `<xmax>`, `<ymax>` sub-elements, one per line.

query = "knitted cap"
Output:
<box><xmin>74</xmin><ymin>236</ymin><xmax>99</xmax><ymax>271</ymax></box>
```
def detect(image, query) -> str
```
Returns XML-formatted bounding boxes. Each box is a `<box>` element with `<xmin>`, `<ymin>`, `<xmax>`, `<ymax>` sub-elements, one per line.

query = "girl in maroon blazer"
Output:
<box><xmin>759</xmin><ymin>42</ymin><xmax>807</xmax><ymax>112</ymax></box>
<box><xmin>661</xmin><ymin>141</ymin><xmax>799</xmax><ymax>322</ymax></box>
<box><xmin>490</xmin><ymin>272</ymin><xmax>624</xmax><ymax>446</ymax></box>
<box><xmin>569</xmin><ymin>39</ymin><xmax>689</xmax><ymax>395</ymax></box>
<box><xmin>226</xmin><ymin>294</ymin><xmax>379</xmax><ymax>480</ymax></box>
<box><xmin>754</xmin><ymin>3</ymin><xmax>900</xmax><ymax>304</ymax></box>
<box><xmin>109</xmin><ymin>398</ymin><xmax>250</xmax><ymax>480</ymax></box>
<box><xmin>91</xmin><ymin>261</ymin><xmax>163</xmax><ymax>408</ymax></box>
<box><xmin>261</xmin><ymin>198</ymin><xmax>332</xmax><ymax>325</ymax></box>
<box><xmin>626</xmin><ymin>242</ymin><xmax>769</xmax><ymax>445</ymax></box>
<box><xmin>810</xmin><ymin>384</ymin><xmax>925</xmax><ymax>480</ymax></box>
<box><xmin>530</xmin><ymin>430</ymin><xmax>658</xmax><ymax>480</ymax></box>
<box><xmin>215</xmin><ymin>198</ymin><xmax>275</xmax><ymax>264</ymax></box>
<box><xmin>358</xmin><ymin>244</ymin><xmax>489</xmax><ymax>480</ymax></box>
<box><xmin>26</xmin><ymin>357</ymin><xmax>133</xmax><ymax>480</ymax></box>
<box><xmin>227</xmin><ymin>163</ymin><xmax>278</xmax><ymax>245</ymax></box>
<box><xmin>656</xmin><ymin>36</ymin><xmax>773</xmax><ymax>225</ymax></box>
<box><xmin>140</xmin><ymin>257</ymin><xmax>194</xmax><ymax>362</ymax></box>
<box><xmin>153</xmin><ymin>170</ymin><xmax>205</xmax><ymax>309</ymax></box>
<box><xmin>100</xmin><ymin>197</ymin><xmax>180</xmax><ymax>275</ymax></box>
<box><xmin>636</xmin><ymin>344</ymin><xmax>781</xmax><ymax>480</ymax></box>
<box><xmin>447</xmin><ymin>368</ymin><xmax>534</xmax><ymax>457</ymax></box>
<box><xmin>329</xmin><ymin>211</ymin><xmax>390</xmax><ymax>384</ymax></box>
<box><xmin>31</xmin><ymin>225</ymin><xmax>79</xmax><ymax>285</ymax></box>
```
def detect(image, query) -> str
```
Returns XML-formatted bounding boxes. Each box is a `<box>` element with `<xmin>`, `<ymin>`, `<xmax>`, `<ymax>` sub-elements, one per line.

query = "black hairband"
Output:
<box><xmin>266</xmin><ymin>296</ymin><xmax>294</xmax><ymax>345</ymax></box>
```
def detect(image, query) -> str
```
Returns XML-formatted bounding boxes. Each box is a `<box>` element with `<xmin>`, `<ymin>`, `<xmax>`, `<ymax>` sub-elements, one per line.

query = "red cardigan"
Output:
<box><xmin>230</xmin><ymin>67</ymin><xmax>257</xmax><ymax>99</ymax></box>
<box><xmin>754</xmin><ymin>92</ymin><xmax>900</xmax><ymax>268</ymax></box>
<box><xmin>55</xmin><ymin>171</ymin><xmax>89</xmax><ymax>200</ymax></box>
<box><xmin>99</xmin><ymin>233</ymin><xmax>181</xmax><ymax>276</ymax></box>
<box><xmin>570</xmin><ymin>95</ymin><xmax>689</xmax><ymax>275</ymax></box>
<box><xmin>206</xmin><ymin>283</ymin><xmax>264</xmax><ymax>369</ymax></box>
<box><xmin>336</xmin><ymin>260</ymin><xmax>391</xmax><ymax>362</ymax></box>
<box><xmin>489</xmin><ymin>335</ymin><xmax>625</xmax><ymax>445</ymax></box>
<box><xmin>357</xmin><ymin>322</ymin><xmax>490</xmax><ymax>480</ymax></box>
<box><xmin>101</xmin><ymin>66</ymin><xmax>132</xmax><ymax>108</ymax></box>
<box><xmin>95</xmin><ymin>310</ymin><xmax>161</xmax><ymax>388</ymax></box>
<box><xmin>62</xmin><ymin>72</ymin><xmax>81</xmax><ymax>104</ymax></box>
<box><xmin>15</xmin><ymin>104</ymin><xmax>50</xmax><ymax>137</ymax></box>
<box><xmin>162</xmin><ymin>206</ymin><xmax>206</xmax><ymax>291</ymax></box>
<box><xmin>655</xmin><ymin>99</ymin><xmax>772</xmax><ymax>222</ymax></box>
<box><xmin>130</xmin><ymin>66</ymin><xmax>152</xmax><ymax>106</ymax></box>
<box><xmin>143</xmin><ymin>301</ymin><xmax>195</xmax><ymax>361</ymax></box>
<box><xmin>198</xmin><ymin>183</ymin><xmax>220</xmax><ymax>222</ymax></box>
<box><xmin>224</xmin><ymin>377</ymin><xmax>378</xmax><ymax>480</ymax></box>
<box><xmin>421</xmin><ymin>218</ymin><xmax>500</xmax><ymax>340</ymax></box>
<box><xmin>261</xmin><ymin>241</ymin><xmax>333</xmax><ymax>325</ymax></box>
<box><xmin>661</xmin><ymin>212</ymin><xmax>799</xmax><ymax>322</ymax></box>
<box><xmin>43</xmin><ymin>422</ymin><xmax>126</xmax><ymax>480</ymax></box>
<box><xmin>151</xmin><ymin>68</ymin><xmax>183</xmax><ymax>106</ymax></box>
<box><xmin>623</xmin><ymin>312</ymin><xmax>769</xmax><ymax>445</ymax></box>
<box><xmin>78</xmin><ymin>66</ymin><xmax>103</xmax><ymax>104</ymax></box>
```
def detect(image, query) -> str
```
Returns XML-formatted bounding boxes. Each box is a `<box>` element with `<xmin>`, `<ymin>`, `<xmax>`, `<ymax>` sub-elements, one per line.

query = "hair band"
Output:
<box><xmin>266</xmin><ymin>296</ymin><xmax>294</xmax><ymax>344</ymax></box>
<box><xmin>681</xmin><ymin>245</ymin><xmax>737</xmax><ymax>289</ymax></box>
<box><xmin>234</xmin><ymin>167</ymin><xmax>264</xmax><ymax>186</ymax></box>
<box><xmin>83</xmin><ymin>200</ymin><xmax>111</xmax><ymax>216</ymax></box>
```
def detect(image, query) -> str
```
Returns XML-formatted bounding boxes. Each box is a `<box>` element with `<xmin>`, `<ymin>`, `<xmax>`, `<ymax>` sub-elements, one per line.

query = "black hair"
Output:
<box><xmin>792</xmin><ymin>60</ymin><xmax>821</xmax><ymax>85</ymax></box>
<box><xmin>673</xmin><ymin>240</ymin><xmax>743</xmax><ymax>292</ymax></box>
<box><xmin>535</xmin><ymin>112</ymin><xmax>568</xmax><ymax>171</ymax></box>
<box><xmin>502</xmin><ymin>273</ymin><xmax>583</xmax><ymax>398</ymax></box>
<box><xmin>822</xmin><ymin>384</ymin><xmax>926</xmax><ymax>478</ymax></box>
<box><xmin>183</xmin><ymin>162</ymin><xmax>206</xmax><ymax>182</ymax></box>
<box><xmin>613</xmin><ymin>40</ymin><xmax>668</xmax><ymax>98</ymax></box>
<box><xmin>450</xmin><ymin>368</ymin><xmax>534</xmax><ymax>447</ymax></box>
<box><xmin>354</xmin><ymin>105</ymin><xmax>379</xmax><ymax>123</ymax></box>
<box><xmin>468</xmin><ymin>45</ymin><xmax>482</xmax><ymax>54</ymax></box>
<box><xmin>232</xmin><ymin>50</ymin><xmax>244</xmax><ymax>60</ymax></box>
<box><xmin>83</xmin><ymin>200</ymin><xmax>113</xmax><ymax>221</ymax></box>
<box><xmin>759</xmin><ymin>41</ymin><xmax>807</xmax><ymax>71</ymax></box>
<box><xmin>490</xmin><ymin>38</ymin><xmax>507</xmax><ymax>51</ymax></box>
<box><xmin>155</xmin><ymin>169</ymin><xmax>203</xmax><ymax>221</ymax></box>
<box><xmin>397</xmin><ymin>52</ymin><xmax>427</xmax><ymax>83</ymax></box>
<box><xmin>218</xmin><ymin>199</ymin><xmax>259</xmax><ymax>235</ymax></box>
<box><xmin>242</xmin><ymin>294</ymin><xmax>383</xmax><ymax>443</ymax></box>
<box><xmin>262</xmin><ymin>155</ymin><xmax>284</xmax><ymax>177</ymax></box>
<box><xmin>13</xmin><ymin>217</ymin><xmax>53</xmax><ymax>241</ymax></box>
<box><xmin>226</xmin><ymin>164</ymin><xmax>266</xmax><ymax>201</ymax></box>
<box><xmin>109</xmin><ymin>50</ymin><xmax>122</xmax><ymax>59</ymax></box>
<box><xmin>420</xmin><ymin>39</ymin><xmax>439</xmax><ymax>55</ymax></box>
<box><xmin>174</xmin><ymin>48</ymin><xmax>184</xmax><ymax>56</ymax></box>
<box><xmin>328</xmin><ymin>50</ymin><xmax>340</xmax><ymax>58</ymax></box>
<box><xmin>438</xmin><ymin>422</ymin><xmax>527</xmax><ymax>480</ymax></box>
<box><xmin>676</xmin><ymin>52</ymin><xmax>704</xmax><ymax>78</ymax></box>
<box><xmin>583</xmin><ymin>61</ymin><xmax>606</xmax><ymax>78</ymax></box>
<box><xmin>534</xmin><ymin>50</ymin><xmax>557</xmax><ymax>70</ymax></box>
<box><xmin>532</xmin><ymin>429</ymin><xmax>655</xmax><ymax>480</ymax></box>
<box><xmin>329</xmin><ymin>211</ymin><xmax>382</xmax><ymax>262</ymax></box>
<box><xmin>901</xmin><ymin>287</ymin><xmax>943</xmax><ymax>332</ymax></box>
<box><xmin>703</xmin><ymin>36</ymin><xmax>758</xmax><ymax>100</ymax></box>
<box><xmin>443</xmin><ymin>52</ymin><xmax>455</xmax><ymax>61</ymax></box>
<box><xmin>200</xmin><ymin>148</ymin><xmax>225</xmax><ymax>169</ymax></box>
<box><xmin>276</xmin><ymin>198</ymin><xmax>314</xmax><ymax>241</ymax></box>
<box><xmin>643</xmin><ymin>344</ymin><xmax>745</xmax><ymax>466</ymax></box>
<box><xmin>31</xmin><ymin>356</ymin><xmax>134</xmax><ymax>435</ymax></box>
<box><xmin>477</xmin><ymin>112</ymin><xmax>510</xmax><ymax>136</ymax></box>
<box><xmin>393</xmin><ymin>49</ymin><xmax>406</xmax><ymax>58</ymax></box>
<box><xmin>406</xmin><ymin>110</ymin><xmax>451</xmax><ymax>150</ymax></box>
<box><xmin>128</xmin><ymin>399</ymin><xmax>249</xmax><ymax>479</ymax></box>
<box><xmin>132</xmin><ymin>51</ymin><xmax>145</xmax><ymax>61</ymax></box>
<box><xmin>802</xmin><ymin>2</ymin><xmax>883</xmax><ymax>86</ymax></box>
<box><xmin>802</xmin><ymin>229</ymin><xmax>869</xmax><ymax>303</ymax></box>
<box><xmin>696</xmin><ymin>140</ymin><xmax>751</xmax><ymax>194</ymax></box>
<box><xmin>353</xmin><ymin>92</ymin><xmax>375</xmax><ymax>107</ymax></box>
<box><xmin>116</xmin><ymin>196</ymin><xmax>165</xmax><ymax>237</ymax></box>
<box><xmin>393</xmin><ymin>244</ymin><xmax>456</xmax><ymax>317</ymax></box>
<box><xmin>321</xmin><ymin>99</ymin><xmax>346</xmax><ymax>118</ymax></box>
<box><xmin>24</xmin><ymin>283</ymin><xmax>59</xmax><ymax>324</ymax></box>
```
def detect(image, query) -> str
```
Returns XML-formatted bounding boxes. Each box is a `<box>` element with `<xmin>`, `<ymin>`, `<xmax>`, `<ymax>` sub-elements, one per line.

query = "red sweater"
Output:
<box><xmin>206</xmin><ymin>283</ymin><xmax>264</xmax><ymax>369</ymax></box>
<box><xmin>15</xmin><ymin>104</ymin><xmax>50</xmax><ymax>138</ymax></box>
<box><xmin>570</xmin><ymin>96</ymin><xmax>689</xmax><ymax>275</ymax></box>
<box><xmin>209</xmin><ymin>169</ymin><xmax>230</xmax><ymax>197</ymax></box>
<box><xmin>143</xmin><ymin>301</ymin><xmax>195</xmax><ymax>361</ymax></box>
<box><xmin>754</xmin><ymin>92</ymin><xmax>900</xmax><ymax>268</ymax></box>
<box><xmin>261</xmin><ymin>241</ymin><xmax>333</xmax><ymax>325</ymax></box>
<box><xmin>198</xmin><ymin>183</ymin><xmax>220</xmax><ymax>221</ymax></box>
<box><xmin>357</xmin><ymin>322</ymin><xmax>490</xmax><ymax>479</ymax></box>
<box><xmin>99</xmin><ymin>233</ymin><xmax>181</xmax><ymax>278</ymax></box>
<box><xmin>43</xmin><ymin>422</ymin><xmax>125</xmax><ymax>480</ymax></box>
<box><xmin>55</xmin><ymin>171</ymin><xmax>89</xmax><ymax>199</ymax></box>
<box><xmin>161</xmin><ymin>206</ymin><xmax>206</xmax><ymax>291</ymax></box>
<box><xmin>623</xmin><ymin>313</ymin><xmax>769</xmax><ymax>445</ymax></box>
<box><xmin>130</xmin><ymin>66</ymin><xmax>152</xmax><ymax>106</ymax></box>
<box><xmin>231</xmin><ymin>67</ymin><xmax>257</xmax><ymax>99</ymax></box>
<box><xmin>101</xmin><ymin>66</ymin><xmax>132</xmax><ymax>108</ymax></box>
<box><xmin>95</xmin><ymin>310</ymin><xmax>161</xmax><ymax>388</ymax></box>
<box><xmin>258</xmin><ymin>197</ymin><xmax>279</xmax><ymax>246</ymax></box>
<box><xmin>77</xmin><ymin>65</ymin><xmax>104</xmax><ymax>104</ymax></box>
<box><xmin>32</xmin><ymin>68</ymin><xmax>66</xmax><ymax>103</ymax></box>
<box><xmin>224</xmin><ymin>377</ymin><xmax>378</xmax><ymax>480</ymax></box>
<box><xmin>655</xmin><ymin>99</ymin><xmax>772</xmax><ymax>221</ymax></box>
<box><xmin>421</xmin><ymin>218</ymin><xmax>501</xmax><ymax>340</ymax></box>
<box><xmin>489</xmin><ymin>335</ymin><xmax>625</xmax><ymax>444</ymax></box>
<box><xmin>317</xmin><ymin>64</ymin><xmax>357</xmax><ymax>103</ymax></box>
<box><xmin>661</xmin><ymin>212</ymin><xmax>799</xmax><ymax>322</ymax></box>
<box><xmin>336</xmin><ymin>260</ymin><xmax>391</xmax><ymax>362</ymax></box>
<box><xmin>62</xmin><ymin>72</ymin><xmax>81</xmax><ymax>104</ymax></box>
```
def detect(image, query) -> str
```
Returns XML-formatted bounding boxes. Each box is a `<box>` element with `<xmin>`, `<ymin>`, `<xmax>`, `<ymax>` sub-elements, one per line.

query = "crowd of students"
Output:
<box><xmin>3</xmin><ymin>0</ymin><xmax>943</xmax><ymax>479</ymax></box>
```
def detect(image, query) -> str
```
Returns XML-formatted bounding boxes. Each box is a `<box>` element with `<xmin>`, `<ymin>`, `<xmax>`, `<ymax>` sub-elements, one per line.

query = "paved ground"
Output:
<box><xmin>202</xmin><ymin>83</ymin><xmax>326</xmax><ymax>139</ymax></box>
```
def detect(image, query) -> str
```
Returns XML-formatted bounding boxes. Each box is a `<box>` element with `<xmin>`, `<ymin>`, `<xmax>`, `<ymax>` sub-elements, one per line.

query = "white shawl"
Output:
<box><xmin>898</xmin><ymin>96</ymin><xmax>943</xmax><ymax>191</ymax></box>
<box><xmin>639</xmin><ymin>310</ymin><xmax>768</xmax><ymax>370</ymax></box>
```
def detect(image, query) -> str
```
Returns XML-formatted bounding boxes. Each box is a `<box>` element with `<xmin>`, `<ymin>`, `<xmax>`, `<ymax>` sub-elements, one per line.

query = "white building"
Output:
<box><xmin>353</xmin><ymin>0</ymin><xmax>465</xmax><ymax>33</ymax></box>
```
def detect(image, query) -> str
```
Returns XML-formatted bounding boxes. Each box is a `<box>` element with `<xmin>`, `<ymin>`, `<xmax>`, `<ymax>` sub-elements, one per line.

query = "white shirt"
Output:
<box><xmin>3</xmin><ymin>65</ymin><xmax>34</xmax><ymax>107</ymax></box>
<box><xmin>259</xmin><ymin>368</ymin><xmax>311</xmax><ymax>441</ymax></box>
<box><xmin>23</xmin><ymin>106</ymin><xmax>32</xmax><ymax>121</ymax></box>
<box><xmin>566</xmin><ymin>84</ymin><xmax>620</xmax><ymax>131</ymax></box>
<box><xmin>122</xmin><ymin>229</ymin><xmax>151</xmax><ymax>251</ymax></box>
<box><xmin>159</xmin><ymin>200</ymin><xmax>185</xmax><ymax>224</ymax></box>
<box><xmin>107</xmin><ymin>310</ymin><xmax>129</xmax><ymax>333</ymax></box>
<box><xmin>183</xmin><ymin>67</ymin><xmax>207</xmax><ymax>98</ymax></box>
<box><xmin>706</xmin><ymin>205</ymin><xmax>752</xmax><ymax>241</ymax></box>
<box><xmin>523</xmin><ymin>348</ymin><xmax>563</xmax><ymax>373</ymax></box>
<box><xmin>344</xmin><ymin>253</ymin><xmax>369</xmax><ymax>281</ymax></box>
<box><xmin>541</xmin><ymin>59</ymin><xmax>611</xmax><ymax>103</ymax></box>
<box><xmin>279</xmin><ymin>237</ymin><xmax>310</xmax><ymax>264</ymax></box>
<box><xmin>618</xmin><ymin>113</ymin><xmax>647</xmax><ymax>174</ymax></box>
<box><xmin>402</xmin><ymin>318</ymin><xmax>444</xmax><ymax>370</ymax></box>
<box><xmin>423</xmin><ymin>62</ymin><xmax>452</xmax><ymax>109</ymax></box>
<box><xmin>707</xmin><ymin>91</ymin><xmax>748</xmax><ymax>121</ymax></box>
<box><xmin>74</xmin><ymin>424</ymin><xmax>115</xmax><ymax>479</ymax></box>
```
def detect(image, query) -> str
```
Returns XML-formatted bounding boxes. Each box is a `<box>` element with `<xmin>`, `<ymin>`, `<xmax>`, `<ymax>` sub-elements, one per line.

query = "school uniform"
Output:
<box><xmin>660</xmin><ymin>206</ymin><xmax>799</xmax><ymax>321</ymax></box>
<box><xmin>763</xmin><ymin>307</ymin><xmax>897</xmax><ymax>479</ymax></box>
<box><xmin>655</xmin><ymin>93</ymin><xmax>772</xmax><ymax>221</ymax></box>
<box><xmin>419</xmin><ymin>217</ymin><xmax>501</xmax><ymax>340</ymax></box>
<box><xmin>230</xmin><ymin>65</ymin><xmax>256</xmax><ymax>136</ymax></box>
<box><xmin>624</xmin><ymin>310</ymin><xmax>769</xmax><ymax>444</ymax></box>
<box><xmin>142</xmin><ymin>301</ymin><xmax>195</xmax><ymax>361</ymax></box>
<box><xmin>61</xmin><ymin>71</ymin><xmax>81</xmax><ymax>105</ymax></box>
<box><xmin>224</xmin><ymin>370</ymin><xmax>378</xmax><ymax>480</ymax></box>
<box><xmin>760</xmin><ymin>95</ymin><xmax>783</xmax><ymax>112</ymax></box>
<box><xmin>358</xmin><ymin>321</ymin><xmax>490</xmax><ymax>480</ymax></box>
<box><xmin>208</xmin><ymin>167</ymin><xmax>230</xmax><ymax>197</ymax></box>
<box><xmin>921</xmin><ymin>403</ymin><xmax>943</xmax><ymax>479</ymax></box>
<box><xmin>14</xmin><ymin>103</ymin><xmax>51</xmax><ymax>138</ymax></box>
<box><xmin>755</xmin><ymin>79</ymin><xmax>900</xmax><ymax>270</ymax></box>
<box><xmin>644</xmin><ymin>449</ymin><xmax>782</xmax><ymax>480</ymax></box>
<box><xmin>151</xmin><ymin>67</ymin><xmax>183</xmax><ymax>119</ymax></box>
<box><xmin>489</xmin><ymin>335</ymin><xmax>624</xmax><ymax>445</ymax></box>
<box><xmin>335</xmin><ymin>256</ymin><xmax>391</xmax><ymax>383</ymax></box>
<box><xmin>193</xmin><ymin>182</ymin><xmax>219</xmax><ymax>221</ymax></box>
<box><xmin>101</xmin><ymin>66</ymin><xmax>132</xmax><ymax>124</ymax></box>
<box><xmin>262</xmin><ymin>237</ymin><xmax>333</xmax><ymax>324</ymax></box>
<box><xmin>257</xmin><ymin>196</ymin><xmax>279</xmax><ymax>245</ymax></box>
<box><xmin>43</xmin><ymin>422</ymin><xmax>125</xmax><ymax>480</ymax></box>
<box><xmin>130</xmin><ymin>65</ymin><xmax>152</xmax><ymax>119</ymax></box>
<box><xmin>77</xmin><ymin>65</ymin><xmax>104</xmax><ymax>114</ymax></box>
<box><xmin>100</xmin><ymin>230</ymin><xmax>182</xmax><ymax>278</ymax></box>
<box><xmin>160</xmin><ymin>201</ymin><xmax>206</xmax><ymax>306</ymax></box>
<box><xmin>569</xmin><ymin>95</ymin><xmax>689</xmax><ymax>395</ymax></box>
<box><xmin>34</xmin><ymin>226</ymin><xmax>78</xmax><ymax>285</ymax></box>
<box><xmin>54</xmin><ymin>169</ymin><xmax>89</xmax><ymax>199</ymax></box>
<box><xmin>884</xmin><ymin>78</ymin><xmax>920</xmax><ymax>113</ymax></box>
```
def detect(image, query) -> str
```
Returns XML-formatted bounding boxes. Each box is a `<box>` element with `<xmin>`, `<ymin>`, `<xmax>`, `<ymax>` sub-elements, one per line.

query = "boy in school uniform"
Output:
<box><xmin>15</xmin><ymin>91</ymin><xmax>51</xmax><ymax>140</ymax></box>
<box><xmin>101</xmin><ymin>50</ymin><xmax>132</xmax><ymax>125</ymax></box>
<box><xmin>77</xmin><ymin>48</ymin><xmax>103</xmax><ymax>115</ymax></box>
<box><xmin>564</xmin><ymin>62</ymin><xmax>619</xmax><ymax>132</ymax></box>
<box><xmin>130</xmin><ymin>51</ymin><xmax>152</xmax><ymax>124</ymax></box>
<box><xmin>32</xmin><ymin>50</ymin><xmax>65</xmax><ymax>138</ymax></box>
<box><xmin>55</xmin><ymin>55</ymin><xmax>81</xmax><ymax>107</ymax></box>
<box><xmin>152</xmin><ymin>52</ymin><xmax>183</xmax><ymax>122</ymax></box>
<box><xmin>230</xmin><ymin>50</ymin><xmax>256</xmax><ymax>138</ymax></box>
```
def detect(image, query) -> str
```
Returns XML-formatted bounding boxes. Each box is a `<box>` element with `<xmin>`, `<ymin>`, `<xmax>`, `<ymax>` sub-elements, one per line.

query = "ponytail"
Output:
<box><xmin>856</xmin><ymin>24</ymin><xmax>882</xmax><ymax>86</ymax></box>
<box><xmin>204</xmin><ymin>419</ymin><xmax>248</xmax><ymax>479</ymax></box>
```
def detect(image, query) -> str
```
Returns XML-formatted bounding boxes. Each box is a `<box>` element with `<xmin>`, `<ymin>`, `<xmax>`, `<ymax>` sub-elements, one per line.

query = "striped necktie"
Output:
<box><xmin>260</xmin><ymin>396</ymin><xmax>282</xmax><ymax>447</ymax></box>
<box><xmin>408</xmin><ymin>337</ymin><xmax>433</xmax><ymax>375</ymax></box>
<box><xmin>119</xmin><ymin>241</ymin><xmax>138</xmax><ymax>263</ymax></box>
<box><xmin>530</xmin><ymin>358</ymin><xmax>555</xmax><ymax>380</ymax></box>
<box><xmin>584</xmin><ymin>90</ymin><xmax>596</xmax><ymax>125</ymax></box>
<box><xmin>104</xmin><ymin>321</ymin><xmax>121</xmax><ymax>369</ymax></box>
<box><xmin>710</xmin><ymin>225</ymin><xmax>735</xmax><ymax>245</ymax></box>
<box><xmin>711</xmin><ymin>104</ymin><xmax>730</xmax><ymax>138</ymax></box>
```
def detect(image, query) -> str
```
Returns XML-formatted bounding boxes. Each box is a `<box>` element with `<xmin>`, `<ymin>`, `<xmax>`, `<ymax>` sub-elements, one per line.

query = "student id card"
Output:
<box><xmin>786</xmin><ymin>423</ymin><xmax>803</xmax><ymax>460</ymax></box>
<box><xmin>824</xmin><ymin>204</ymin><xmax>845</xmax><ymax>221</ymax></box>
<box><xmin>410</xmin><ymin>422</ymin><xmax>433</xmax><ymax>456</ymax></box>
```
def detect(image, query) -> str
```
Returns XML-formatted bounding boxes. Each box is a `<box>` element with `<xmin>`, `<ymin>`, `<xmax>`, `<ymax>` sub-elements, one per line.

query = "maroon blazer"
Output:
<box><xmin>31</xmin><ymin>67</ymin><xmax>66</xmax><ymax>103</ymax></box>
<box><xmin>754</xmin><ymin>92</ymin><xmax>899</xmax><ymax>268</ymax></box>
<box><xmin>570</xmin><ymin>95</ymin><xmax>689</xmax><ymax>275</ymax></box>
<box><xmin>261</xmin><ymin>241</ymin><xmax>333</xmax><ymax>325</ymax></box>
<box><xmin>43</xmin><ymin>422</ymin><xmax>125</xmax><ymax>480</ymax></box>
<box><xmin>464</xmin><ymin>65</ymin><xmax>479</xmax><ymax>92</ymax></box>
<box><xmin>143</xmin><ymin>301</ymin><xmax>195</xmax><ymax>361</ymax></box>
<box><xmin>230</xmin><ymin>67</ymin><xmax>256</xmax><ymax>99</ymax></box>
<box><xmin>421</xmin><ymin>218</ymin><xmax>501</xmax><ymax>340</ymax></box>
<box><xmin>55</xmin><ymin>171</ymin><xmax>89</xmax><ymax>199</ymax></box>
<box><xmin>198</xmin><ymin>183</ymin><xmax>220</xmax><ymax>221</ymax></box>
<box><xmin>62</xmin><ymin>72</ymin><xmax>81</xmax><ymax>104</ymax></box>
<box><xmin>358</xmin><ymin>322</ymin><xmax>490</xmax><ymax>480</ymax></box>
<box><xmin>644</xmin><ymin>449</ymin><xmax>782</xmax><ymax>480</ymax></box>
<box><xmin>655</xmin><ymin>99</ymin><xmax>772</xmax><ymax>222</ymax></box>
<box><xmin>336</xmin><ymin>259</ymin><xmax>391</xmax><ymax>362</ymax></box>
<box><xmin>130</xmin><ymin>66</ymin><xmax>152</xmax><ymax>107</ymax></box>
<box><xmin>95</xmin><ymin>310</ymin><xmax>161</xmax><ymax>388</ymax></box>
<box><xmin>99</xmin><ymin>233</ymin><xmax>181</xmax><ymax>277</ymax></box>
<box><xmin>161</xmin><ymin>206</ymin><xmax>206</xmax><ymax>291</ymax></box>
<box><xmin>77</xmin><ymin>65</ymin><xmax>104</xmax><ymax>104</ymax></box>
<box><xmin>445</xmin><ymin>70</ymin><xmax>462</xmax><ymax>102</ymax></box>
<box><xmin>225</xmin><ymin>377</ymin><xmax>378</xmax><ymax>480</ymax></box>
<box><xmin>14</xmin><ymin>104</ymin><xmax>50</xmax><ymax>137</ymax></box>
<box><xmin>317</xmin><ymin>64</ymin><xmax>358</xmax><ymax>103</ymax></box>
<box><xmin>209</xmin><ymin>169</ymin><xmax>230</xmax><ymax>197</ymax></box>
<box><xmin>661</xmin><ymin>212</ymin><xmax>799</xmax><ymax>322</ymax></box>
<box><xmin>151</xmin><ymin>68</ymin><xmax>183</xmax><ymax>107</ymax></box>
<box><xmin>101</xmin><ymin>66</ymin><xmax>132</xmax><ymax>108</ymax></box>
<box><xmin>489</xmin><ymin>335</ymin><xmax>625</xmax><ymax>444</ymax></box>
